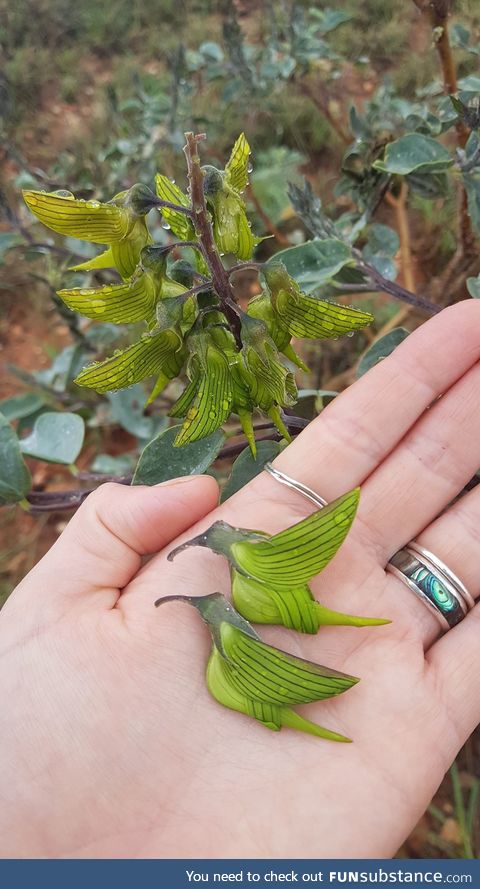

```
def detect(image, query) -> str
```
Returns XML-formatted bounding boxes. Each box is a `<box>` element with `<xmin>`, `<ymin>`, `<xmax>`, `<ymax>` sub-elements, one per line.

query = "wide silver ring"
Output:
<box><xmin>263</xmin><ymin>462</ymin><xmax>475</xmax><ymax>632</ymax></box>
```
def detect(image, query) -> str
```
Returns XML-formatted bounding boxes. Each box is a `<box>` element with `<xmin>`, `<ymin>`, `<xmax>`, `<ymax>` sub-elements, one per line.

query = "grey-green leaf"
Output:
<box><xmin>357</xmin><ymin>328</ymin><xmax>409</xmax><ymax>377</ymax></box>
<box><xmin>133</xmin><ymin>425</ymin><xmax>225</xmax><ymax>485</ymax></box>
<box><xmin>373</xmin><ymin>134</ymin><xmax>454</xmax><ymax>175</ymax></box>
<box><xmin>0</xmin><ymin>414</ymin><xmax>32</xmax><ymax>505</ymax></box>
<box><xmin>467</xmin><ymin>275</ymin><xmax>480</xmax><ymax>298</ymax></box>
<box><xmin>266</xmin><ymin>240</ymin><xmax>355</xmax><ymax>293</ymax></box>
<box><xmin>463</xmin><ymin>173</ymin><xmax>480</xmax><ymax>234</ymax></box>
<box><xmin>220</xmin><ymin>440</ymin><xmax>283</xmax><ymax>503</ymax></box>
<box><xmin>0</xmin><ymin>393</ymin><xmax>46</xmax><ymax>422</ymax></box>
<box><xmin>19</xmin><ymin>412</ymin><xmax>85</xmax><ymax>464</ymax></box>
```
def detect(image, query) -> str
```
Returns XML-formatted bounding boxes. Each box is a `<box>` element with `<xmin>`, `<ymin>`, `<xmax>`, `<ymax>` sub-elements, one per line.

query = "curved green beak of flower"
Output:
<box><xmin>155</xmin><ymin>592</ymin><xmax>358</xmax><ymax>742</ymax></box>
<box><xmin>264</xmin><ymin>261</ymin><xmax>374</xmax><ymax>339</ymax></box>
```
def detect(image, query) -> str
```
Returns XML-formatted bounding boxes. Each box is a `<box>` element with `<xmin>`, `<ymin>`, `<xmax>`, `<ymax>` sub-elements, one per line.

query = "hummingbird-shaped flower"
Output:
<box><xmin>247</xmin><ymin>290</ymin><xmax>310</xmax><ymax>372</ymax></box>
<box><xmin>73</xmin><ymin>282</ymin><xmax>199</xmax><ymax>401</ymax></box>
<box><xmin>56</xmin><ymin>246</ymin><xmax>188</xmax><ymax>328</ymax></box>
<box><xmin>263</xmin><ymin>261</ymin><xmax>374</xmax><ymax>340</ymax></box>
<box><xmin>155</xmin><ymin>592</ymin><xmax>358</xmax><ymax>742</ymax></box>
<box><xmin>23</xmin><ymin>183</ymin><xmax>160</xmax><ymax>278</ymax></box>
<box><xmin>170</xmin><ymin>329</ymin><xmax>234</xmax><ymax>447</ymax></box>
<box><xmin>168</xmin><ymin>489</ymin><xmax>389</xmax><ymax>633</ymax></box>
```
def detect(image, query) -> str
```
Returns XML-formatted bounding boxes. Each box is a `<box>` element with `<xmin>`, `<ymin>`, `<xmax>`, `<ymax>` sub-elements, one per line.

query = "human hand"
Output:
<box><xmin>2</xmin><ymin>301</ymin><xmax>480</xmax><ymax>859</ymax></box>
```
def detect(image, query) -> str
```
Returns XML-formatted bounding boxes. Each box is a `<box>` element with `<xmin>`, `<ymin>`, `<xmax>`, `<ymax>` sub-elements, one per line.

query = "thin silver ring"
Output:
<box><xmin>263</xmin><ymin>462</ymin><xmax>475</xmax><ymax>631</ymax></box>
<box><xmin>264</xmin><ymin>462</ymin><xmax>327</xmax><ymax>508</ymax></box>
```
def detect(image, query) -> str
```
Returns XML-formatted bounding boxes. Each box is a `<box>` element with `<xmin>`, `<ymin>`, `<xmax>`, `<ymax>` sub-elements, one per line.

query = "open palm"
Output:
<box><xmin>2</xmin><ymin>301</ymin><xmax>480</xmax><ymax>859</ymax></box>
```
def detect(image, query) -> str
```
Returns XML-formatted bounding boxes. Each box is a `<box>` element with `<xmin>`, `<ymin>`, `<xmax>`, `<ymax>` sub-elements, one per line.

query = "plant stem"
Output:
<box><xmin>415</xmin><ymin>0</ymin><xmax>475</xmax><ymax>260</ymax></box>
<box><xmin>22</xmin><ymin>416</ymin><xmax>310</xmax><ymax>513</ymax></box>
<box><xmin>154</xmin><ymin>198</ymin><xmax>194</xmax><ymax>216</ymax></box>
<box><xmin>183</xmin><ymin>132</ymin><xmax>243</xmax><ymax>348</ymax></box>
<box><xmin>355</xmin><ymin>254</ymin><xmax>440</xmax><ymax>314</ymax></box>
<box><xmin>386</xmin><ymin>182</ymin><xmax>415</xmax><ymax>293</ymax></box>
<box><xmin>298</xmin><ymin>80</ymin><xmax>350</xmax><ymax>145</ymax></box>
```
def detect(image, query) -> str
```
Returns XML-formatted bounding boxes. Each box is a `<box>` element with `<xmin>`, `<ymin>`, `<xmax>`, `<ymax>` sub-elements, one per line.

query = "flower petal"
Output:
<box><xmin>231</xmin><ymin>488</ymin><xmax>360</xmax><ymax>589</ymax></box>
<box><xmin>155</xmin><ymin>175</ymin><xmax>195</xmax><ymax>240</ymax></box>
<box><xmin>220</xmin><ymin>621</ymin><xmax>358</xmax><ymax>705</ymax></box>
<box><xmin>23</xmin><ymin>190</ymin><xmax>129</xmax><ymax>244</ymax></box>
<box><xmin>57</xmin><ymin>274</ymin><xmax>156</xmax><ymax>324</ymax></box>
<box><xmin>75</xmin><ymin>329</ymin><xmax>182</xmax><ymax>393</ymax></box>
<box><xmin>174</xmin><ymin>346</ymin><xmax>233</xmax><ymax>446</ymax></box>
<box><xmin>225</xmin><ymin>133</ymin><xmax>251</xmax><ymax>194</ymax></box>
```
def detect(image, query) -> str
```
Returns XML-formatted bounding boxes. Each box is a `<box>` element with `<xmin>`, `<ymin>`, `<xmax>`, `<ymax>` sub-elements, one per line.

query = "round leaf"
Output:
<box><xmin>19</xmin><ymin>412</ymin><xmax>85</xmax><ymax>464</ymax></box>
<box><xmin>467</xmin><ymin>275</ymin><xmax>480</xmax><ymax>298</ymax></box>
<box><xmin>267</xmin><ymin>240</ymin><xmax>355</xmax><ymax>293</ymax></box>
<box><xmin>0</xmin><ymin>393</ymin><xmax>46</xmax><ymax>422</ymax></box>
<box><xmin>373</xmin><ymin>134</ymin><xmax>453</xmax><ymax>176</ymax></box>
<box><xmin>133</xmin><ymin>426</ymin><xmax>225</xmax><ymax>486</ymax></box>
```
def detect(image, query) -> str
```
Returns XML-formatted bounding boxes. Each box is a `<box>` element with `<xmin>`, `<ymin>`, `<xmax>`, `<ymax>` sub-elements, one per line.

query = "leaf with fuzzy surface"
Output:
<box><xmin>0</xmin><ymin>415</ymin><xmax>31</xmax><ymax>505</ymax></box>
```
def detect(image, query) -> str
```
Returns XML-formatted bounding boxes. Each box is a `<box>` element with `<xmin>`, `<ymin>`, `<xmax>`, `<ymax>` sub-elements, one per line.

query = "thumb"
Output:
<box><xmin>11</xmin><ymin>476</ymin><xmax>219</xmax><ymax>613</ymax></box>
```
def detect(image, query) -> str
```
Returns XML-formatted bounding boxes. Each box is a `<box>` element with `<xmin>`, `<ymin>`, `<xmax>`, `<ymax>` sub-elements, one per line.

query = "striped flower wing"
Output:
<box><xmin>221</xmin><ymin>623</ymin><xmax>358</xmax><ymax>705</ymax></box>
<box><xmin>231</xmin><ymin>488</ymin><xmax>360</xmax><ymax>589</ymax></box>
<box><xmin>275</xmin><ymin>290</ymin><xmax>373</xmax><ymax>340</ymax></box>
<box><xmin>155</xmin><ymin>175</ymin><xmax>195</xmax><ymax>241</ymax></box>
<box><xmin>169</xmin><ymin>377</ymin><xmax>199</xmax><ymax>418</ymax></box>
<box><xmin>236</xmin><ymin>206</ymin><xmax>256</xmax><ymax>260</ymax></box>
<box><xmin>174</xmin><ymin>346</ymin><xmax>233</xmax><ymax>446</ymax></box>
<box><xmin>23</xmin><ymin>191</ymin><xmax>129</xmax><ymax>244</ymax></box>
<box><xmin>74</xmin><ymin>329</ymin><xmax>181</xmax><ymax>393</ymax></box>
<box><xmin>57</xmin><ymin>275</ymin><xmax>156</xmax><ymax>324</ymax></box>
<box><xmin>225</xmin><ymin>133</ymin><xmax>251</xmax><ymax>194</ymax></box>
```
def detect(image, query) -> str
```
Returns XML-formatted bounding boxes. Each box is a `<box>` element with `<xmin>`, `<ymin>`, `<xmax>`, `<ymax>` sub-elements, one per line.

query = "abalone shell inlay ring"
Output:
<box><xmin>387</xmin><ymin>546</ymin><xmax>473</xmax><ymax>631</ymax></box>
<box><xmin>263</xmin><ymin>463</ymin><xmax>475</xmax><ymax>632</ymax></box>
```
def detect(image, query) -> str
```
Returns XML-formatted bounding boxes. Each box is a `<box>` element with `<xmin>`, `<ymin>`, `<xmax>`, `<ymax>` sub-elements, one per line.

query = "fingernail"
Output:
<box><xmin>155</xmin><ymin>475</ymin><xmax>203</xmax><ymax>487</ymax></box>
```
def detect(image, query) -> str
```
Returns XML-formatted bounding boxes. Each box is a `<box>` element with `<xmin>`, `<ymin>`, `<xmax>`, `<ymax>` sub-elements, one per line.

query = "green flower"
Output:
<box><xmin>231</xmin><ymin>572</ymin><xmax>389</xmax><ymax>634</ymax></box>
<box><xmin>23</xmin><ymin>184</ymin><xmax>159</xmax><ymax>278</ymax></box>
<box><xmin>171</xmin><ymin>331</ymin><xmax>234</xmax><ymax>447</ymax></box>
<box><xmin>201</xmin><ymin>133</ymin><xmax>262</xmax><ymax>260</ymax></box>
<box><xmin>167</xmin><ymin>489</ymin><xmax>388</xmax><ymax>633</ymax></box>
<box><xmin>74</xmin><ymin>327</ymin><xmax>186</xmax><ymax>396</ymax></box>
<box><xmin>264</xmin><ymin>261</ymin><xmax>374</xmax><ymax>339</ymax></box>
<box><xmin>57</xmin><ymin>246</ymin><xmax>187</xmax><ymax>327</ymax></box>
<box><xmin>247</xmin><ymin>290</ymin><xmax>310</xmax><ymax>372</ymax></box>
<box><xmin>155</xmin><ymin>592</ymin><xmax>358</xmax><ymax>742</ymax></box>
<box><xmin>168</xmin><ymin>488</ymin><xmax>359</xmax><ymax>590</ymax></box>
